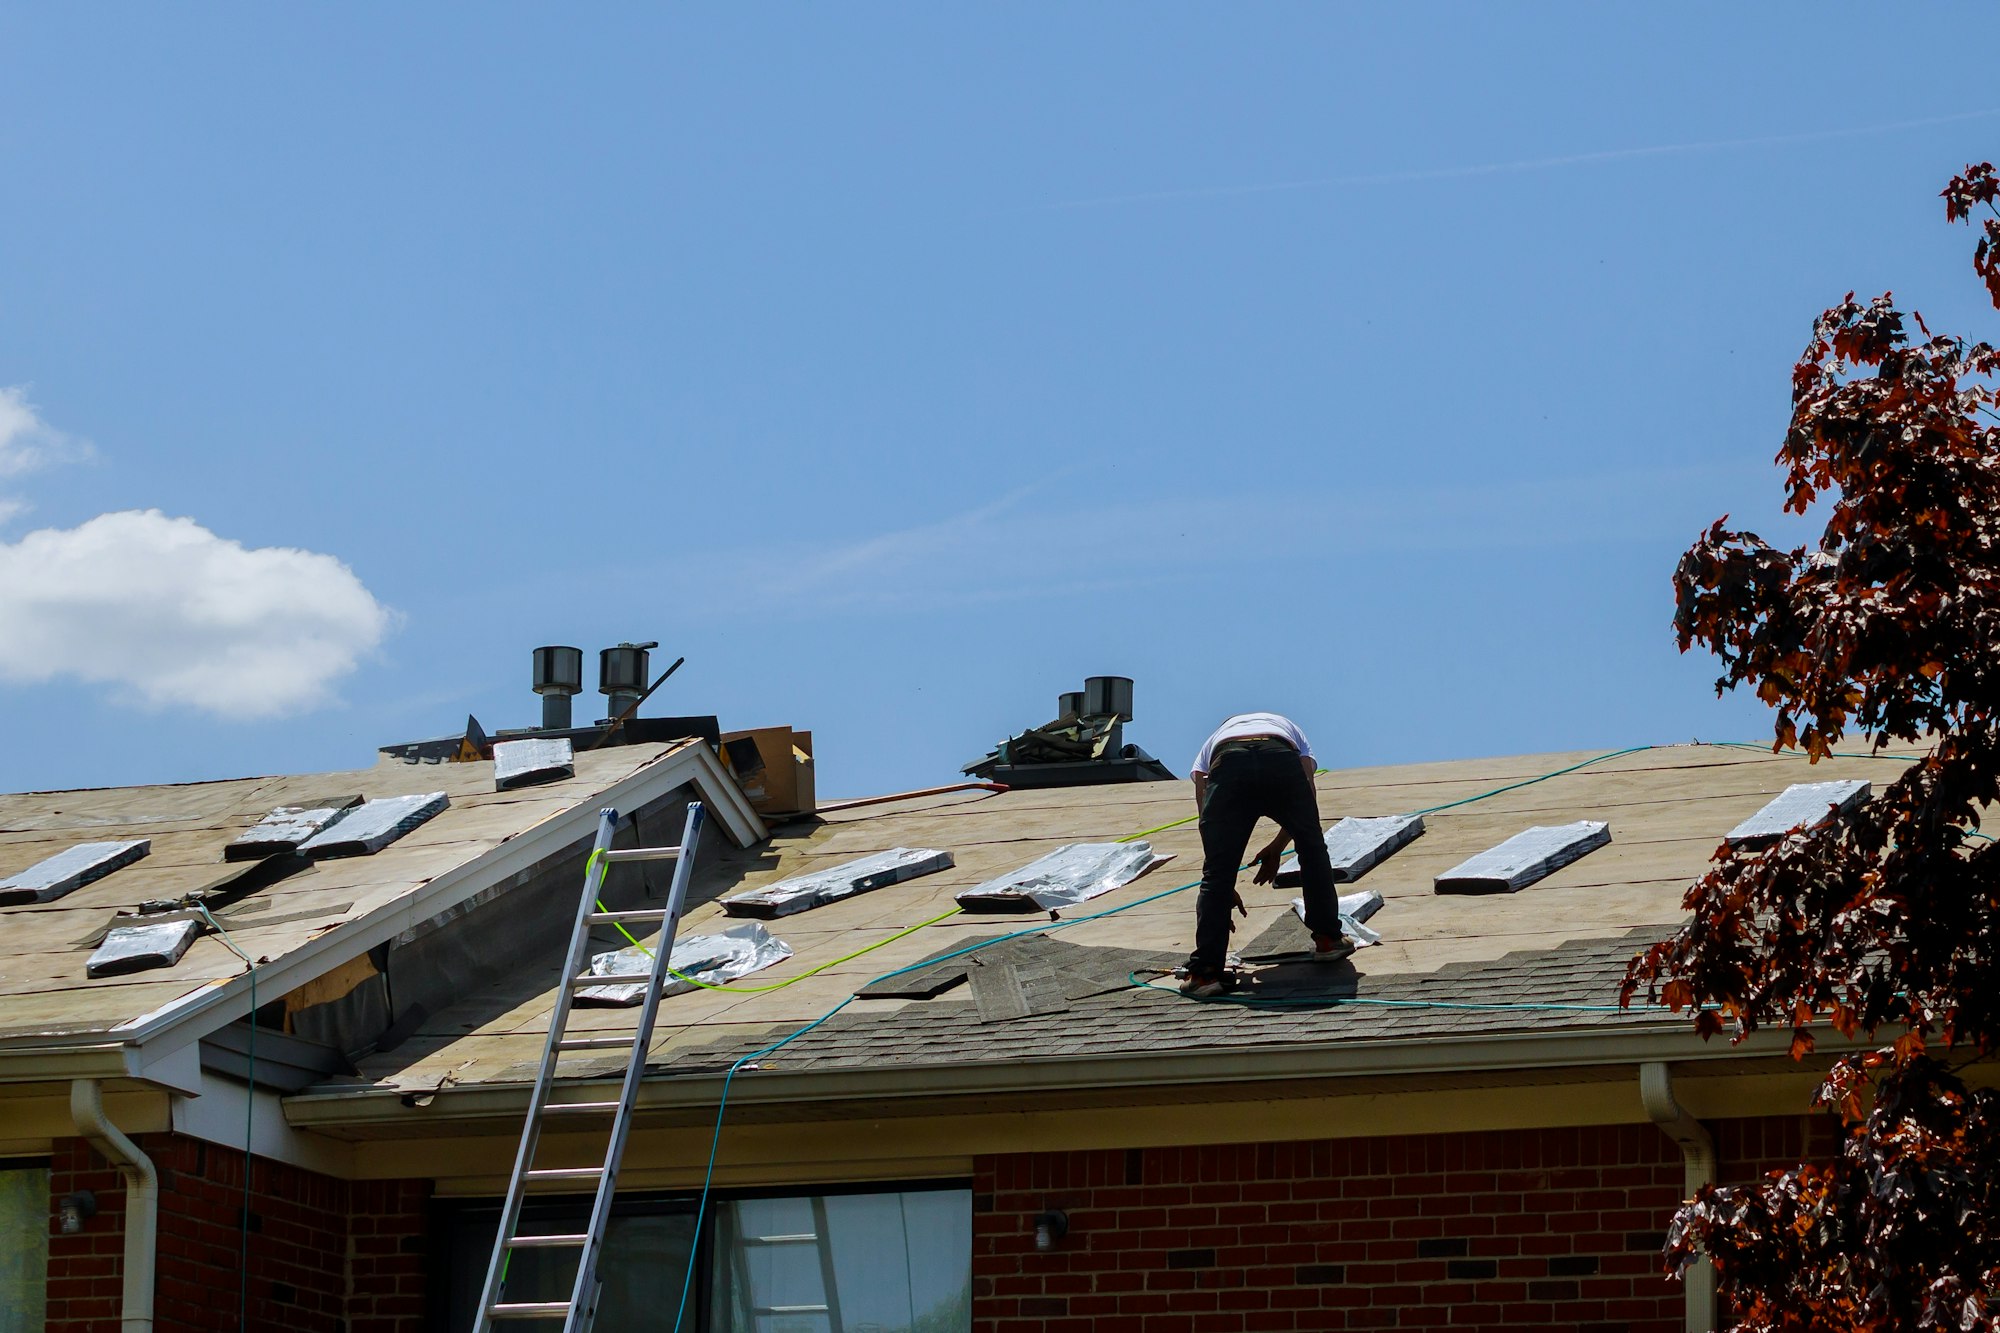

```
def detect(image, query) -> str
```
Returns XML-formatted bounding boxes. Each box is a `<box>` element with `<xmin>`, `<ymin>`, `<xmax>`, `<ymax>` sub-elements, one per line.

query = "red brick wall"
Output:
<box><xmin>972</xmin><ymin>1116</ymin><xmax>1822</xmax><ymax>1333</ymax></box>
<box><xmin>45</xmin><ymin>1134</ymin><xmax>431</xmax><ymax>1333</ymax></box>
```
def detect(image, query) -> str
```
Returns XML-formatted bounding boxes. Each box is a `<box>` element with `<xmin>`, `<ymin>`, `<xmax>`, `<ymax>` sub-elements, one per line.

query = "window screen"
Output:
<box><xmin>0</xmin><ymin>1164</ymin><xmax>48</xmax><ymax>1333</ymax></box>
<box><xmin>709</xmin><ymin>1189</ymin><xmax>972</xmax><ymax>1333</ymax></box>
<box><xmin>444</xmin><ymin>1203</ymin><xmax>697</xmax><ymax>1333</ymax></box>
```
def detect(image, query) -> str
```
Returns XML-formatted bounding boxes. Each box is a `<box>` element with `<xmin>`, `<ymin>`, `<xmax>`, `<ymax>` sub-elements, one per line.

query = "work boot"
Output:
<box><xmin>1179</xmin><ymin>969</ymin><xmax>1232</xmax><ymax>998</ymax></box>
<box><xmin>1312</xmin><ymin>932</ymin><xmax>1356</xmax><ymax>965</ymax></box>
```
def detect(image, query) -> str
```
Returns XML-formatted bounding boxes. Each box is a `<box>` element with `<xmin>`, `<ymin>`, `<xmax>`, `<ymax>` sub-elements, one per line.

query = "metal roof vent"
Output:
<box><xmin>1082</xmin><ymin>676</ymin><xmax>1134</xmax><ymax>723</ymax></box>
<box><xmin>532</xmin><ymin>645</ymin><xmax>584</xmax><ymax>730</ymax></box>
<box><xmin>599</xmin><ymin>641</ymin><xmax>656</xmax><ymax>724</ymax></box>
<box><xmin>963</xmin><ymin>677</ymin><xmax>1175</xmax><ymax>788</ymax></box>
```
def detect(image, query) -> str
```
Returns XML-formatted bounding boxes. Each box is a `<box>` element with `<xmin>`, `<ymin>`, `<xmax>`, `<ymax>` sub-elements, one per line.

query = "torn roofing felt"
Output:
<box><xmin>298</xmin><ymin>792</ymin><xmax>449</xmax><ymax>859</ymax></box>
<box><xmin>721</xmin><ymin>847</ymin><xmax>954</xmax><ymax>919</ymax></box>
<box><xmin>225</xmin><ymin>797</ymin><xmax>362</xmax><ymax>861</ymax></box>
<box><xmin>1276</xmin><ymin>814</ymin><xmax>1425</xmax><ymax>887</ymax></box>
<box><xmin>0</xmin><ymin>839</ymin><xmax>151</xmax><ymax>907</ymax></box>
<box><xmin>1434</xmin><ymin>821</ymin><xmax>1611</xmax><ymax>895</ymax></box>
<box><xmin>1726</xmin><ymin>780</ymin><xmax>1870</xmax><ymax>847</ymax></box>
<box><xmin>954</xmin><ymin>841</ymin><xmax>1170</xmax><ymax>914</ymax></box>
<box><xmin>854</xmin><ymin>932</ymin><xmax>1182</xmax><ymax>1007</ymax></box>
<box><xmin>493</xmin><ymin>738</ymin><xmax>576</xmax><ymax>792</ymax></box>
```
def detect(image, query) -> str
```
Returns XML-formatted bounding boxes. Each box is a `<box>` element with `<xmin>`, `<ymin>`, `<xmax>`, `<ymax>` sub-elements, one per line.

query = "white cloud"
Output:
<box><xmin>0</xmin><ymin>509</ymin><xmax>394</xmax><ymax>718</ymax></box>
<box><xmin>0</xmin><ymin>385</ymin><xmax>91</xmax><ymax>481</ymax></box>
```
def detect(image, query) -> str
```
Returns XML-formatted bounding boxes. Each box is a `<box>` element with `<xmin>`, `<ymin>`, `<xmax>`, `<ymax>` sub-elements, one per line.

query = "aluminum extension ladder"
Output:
<box><xmin>473</xmin><ymin>801</ymin><xmax>706</xmax><ymax>1332</ymax></box>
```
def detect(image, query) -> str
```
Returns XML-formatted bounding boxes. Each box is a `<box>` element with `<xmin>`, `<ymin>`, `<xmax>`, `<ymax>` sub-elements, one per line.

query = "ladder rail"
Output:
<box><xmin>566</xmin><ymin>801</ymin><xmax>706</xmax><ymax>1331</ymax></box>
<box><xmin>472</xmin><ymin>808</ymin><xmax>620</xmax><ymax>1333</ymax></box>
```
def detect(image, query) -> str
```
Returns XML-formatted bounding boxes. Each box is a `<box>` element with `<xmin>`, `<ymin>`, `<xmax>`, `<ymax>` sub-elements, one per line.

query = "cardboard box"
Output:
<box><xmin>721</xmin><ymin>727</ymin><xmax>816</xmax><ymax>817</ymax></box>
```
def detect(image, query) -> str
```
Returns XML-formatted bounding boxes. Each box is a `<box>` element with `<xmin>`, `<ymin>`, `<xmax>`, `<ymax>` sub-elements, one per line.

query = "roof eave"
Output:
<box><xmin>3</xmin><ymin>741</ymin><xmax>766</xmax><ymax>1067</ymax></box>
<box><xmin>283</xmin><ymin>1017</ymin><xmax>1832</xmax><ymax>1132</ymax></box>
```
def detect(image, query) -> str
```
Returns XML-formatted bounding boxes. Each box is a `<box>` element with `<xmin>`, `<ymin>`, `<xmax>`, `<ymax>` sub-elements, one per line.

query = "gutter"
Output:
<box><xmin>288</xmin><ymin>1020</ymin><xmax>1826</xmax><ymax>1131</ymax></box>
<box><xmin>1640</xmin><ymin>1061</ymin><xmax>1717</xmax><ymax>1333</ymax></box>
<box><xmin>71</xmin><ymin>1079</ymin><xmax>157</xmax><ymax>1333</ymax></box>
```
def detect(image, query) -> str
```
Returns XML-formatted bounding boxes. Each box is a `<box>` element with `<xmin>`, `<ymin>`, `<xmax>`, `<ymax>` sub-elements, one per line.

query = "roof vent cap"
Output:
<box><xmin>532</xmin><ymin>646</ymin><xmax>583</xmax><ymax>729</ymax></box>
<box><xmin>599</xmin><ymin>641</ymin><xmax>658</xmax><ymax>723</ymax></box>
<box><xmin>1082</xmin><ymin>675</ymin><xmax>1134</xmax><ymax>722</ymax></box>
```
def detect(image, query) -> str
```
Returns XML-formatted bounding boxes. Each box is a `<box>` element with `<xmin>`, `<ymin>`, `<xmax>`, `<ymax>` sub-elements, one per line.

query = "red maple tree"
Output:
<box><xmin>1624</xmin><ymin>163</ymin><xmax>2000</xmax><ymax>1331</ymax></box>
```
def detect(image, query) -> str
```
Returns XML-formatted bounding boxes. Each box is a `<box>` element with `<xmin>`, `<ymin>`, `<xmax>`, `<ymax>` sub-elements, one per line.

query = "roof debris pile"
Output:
<box><xmin>962</xmin><ymin>676</ymin><xmax>1176</xmax><ymax>788</ymax></box>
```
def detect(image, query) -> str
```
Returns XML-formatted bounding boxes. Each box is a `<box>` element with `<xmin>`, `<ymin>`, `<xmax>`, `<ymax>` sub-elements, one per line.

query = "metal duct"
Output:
<box><xmin>1082</xmin><ymin>676</ymin><xmax>1134</xmax><ymax>722</ymax></box>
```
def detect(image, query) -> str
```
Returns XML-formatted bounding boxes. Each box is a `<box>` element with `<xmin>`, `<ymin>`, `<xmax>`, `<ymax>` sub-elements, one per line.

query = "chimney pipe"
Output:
<box><xmin>532</xmin><ymin>646</ymin><xmax>583</xmax><ymax>730</ymax></box>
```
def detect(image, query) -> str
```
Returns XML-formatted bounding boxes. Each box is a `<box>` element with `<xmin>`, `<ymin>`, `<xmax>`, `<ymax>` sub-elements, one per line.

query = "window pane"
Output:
<box><xmin>446</xmin><ymin>1206</ymin><xmax>697</xmax><ymax>1333</ymax></box>
<box><xmin>710</xmin><ymin>1189</ymin><xmax>971</xmax><ymax>1333</ymax></box>
<box><xmin>0</xmin><ymin>1166</ymin><xmax>48</xmax><ymax>1333</ymax></box>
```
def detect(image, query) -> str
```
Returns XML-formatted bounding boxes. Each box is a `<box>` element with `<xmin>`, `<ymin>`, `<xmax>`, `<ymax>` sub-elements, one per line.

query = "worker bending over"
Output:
<box><xmin>1183</xmin><ymin>712</ymin><xmax>1351</xmax><ymax>996</ymax></box>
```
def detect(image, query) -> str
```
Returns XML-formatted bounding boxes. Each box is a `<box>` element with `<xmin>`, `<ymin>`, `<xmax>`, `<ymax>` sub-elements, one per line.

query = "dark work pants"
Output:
<box><xmin>1189</xmin><ymin>739</ymin><xmax>1341</xmax><ymax>975</ymax></box>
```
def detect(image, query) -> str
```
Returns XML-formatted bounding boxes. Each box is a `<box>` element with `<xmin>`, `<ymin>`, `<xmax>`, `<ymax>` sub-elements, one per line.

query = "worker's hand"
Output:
<box><xmin>1251</xmin><ymin>841</ymin><xmax>1287</xmax><ymax>885</ymax></box>
<box><xmin>1230</xmin><ymin>886</ymin><xmax>1248</xmax><ymax>918</ymax></box>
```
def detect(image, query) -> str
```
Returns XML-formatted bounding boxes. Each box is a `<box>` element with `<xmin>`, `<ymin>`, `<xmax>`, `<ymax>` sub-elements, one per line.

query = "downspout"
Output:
<box><xmin>70</xmin><ymin>1079</ymin><xmax>157</xmax><ymax>1333</ymax></box>
<box><xmin>1640</xmin><ymin>1061</ymin><xmax>1717</xmax><ymax>1333</ymax></box>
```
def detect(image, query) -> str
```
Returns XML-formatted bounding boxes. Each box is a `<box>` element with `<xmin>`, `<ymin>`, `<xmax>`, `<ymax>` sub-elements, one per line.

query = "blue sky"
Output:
<box><xmin>0</xmin><ymin>6</ymin><xmax>1992</xmax><ymax>798</ymax></box>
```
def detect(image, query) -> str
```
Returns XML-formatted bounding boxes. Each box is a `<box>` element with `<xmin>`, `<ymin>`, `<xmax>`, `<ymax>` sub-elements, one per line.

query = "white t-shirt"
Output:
<box><xmin>1190</xmin><ymin>712</ymin><xmax>1314</xmax><ymax>776</ymax></box>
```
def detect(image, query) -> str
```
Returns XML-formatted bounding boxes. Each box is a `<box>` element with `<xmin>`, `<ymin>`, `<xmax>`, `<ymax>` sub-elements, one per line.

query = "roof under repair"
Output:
<box><xmin>0</xmin><ymin>735</ymin><xmax>1927</xmax><ymax>1135</ymax></box>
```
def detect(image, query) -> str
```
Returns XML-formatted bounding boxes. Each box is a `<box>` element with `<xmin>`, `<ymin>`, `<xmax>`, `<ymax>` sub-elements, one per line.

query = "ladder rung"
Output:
<box><xmin>525</xmin><ymin>1167</ymin><xmax>604</xmax><ymax>1182</ymax></box>
<box><xmin>587</xmin><ymin>908</ymin><xmax>672</xmax><ymax>925</ymax></box>
<box><xmin>755</xmin><ymin>1305</ymin><xmax>831</xmax><ymax>1315</ymax></box>
<box><xmin>506</xmin><ymin>1233</ymin><xmax>589</xmax><ymax>1249</ymax></box>
<box><xmin>604</xmin><ymin>846</ymin><xmax>681</xmax><ymax>863</ymax></box>
<box><xmin>556</xmin><ymin>1036</ymin><xmax>633</xmax><ymax>1051</ymax></box>
<box><xmin>490</xmin><ymin>1302</ymin><xmax>571</xmax><ymax>1318</ymax></box>
<box><xmin>542</xmin><ymin>1101</ymin><xmax>620</xmax><ymax>1116</ymax></box>
<box><xmin>746</xmin><ymin>1233</ymin><xmax>820</xmax><ymax>1245</ymax></box>
<box><xmin>570</xmin><ymin>973</ymin><xmax>650</xmax><ymax>988</ymax></box>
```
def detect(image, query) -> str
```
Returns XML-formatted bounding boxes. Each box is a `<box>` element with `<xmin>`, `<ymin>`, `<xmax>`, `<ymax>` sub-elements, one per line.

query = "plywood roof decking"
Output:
<box><xmin>0</xmin><ymin>742</ymin><xmax>706</xmax><ymax>1042</ymax></box>
<box><xmin>348</xmin><ymin>741</ymin><xmax>1930</xmax><ymax>1096</ymax></box>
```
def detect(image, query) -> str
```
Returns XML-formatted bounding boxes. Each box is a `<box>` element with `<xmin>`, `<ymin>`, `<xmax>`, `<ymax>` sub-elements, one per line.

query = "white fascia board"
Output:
<box><xmin>29</xmin><ymin>743</ymin><xmax>765</xmax><ymax>1067</ymax></box>
<box><xmin>173</xmin><ymin>1075</ymin><xmax>354</xmax><ymax>1176</ymax></box>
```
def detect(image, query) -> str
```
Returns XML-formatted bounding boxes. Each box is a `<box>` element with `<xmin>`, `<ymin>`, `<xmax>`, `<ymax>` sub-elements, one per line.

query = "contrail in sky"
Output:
<box><xmin>1045</xmin><ymin>107</ymin><xmax>2000</xmax><ymax>210</ymax></box>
